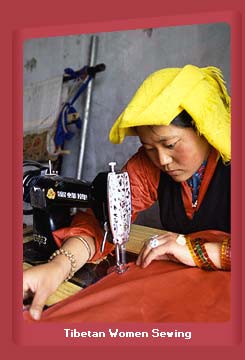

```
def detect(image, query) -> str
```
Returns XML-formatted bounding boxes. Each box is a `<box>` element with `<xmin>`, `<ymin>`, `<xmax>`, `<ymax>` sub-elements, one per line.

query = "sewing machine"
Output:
<box><xmin>23</xmin><ymin>160</ymin><xmax>132</xmax><ymax>274</ymax></box>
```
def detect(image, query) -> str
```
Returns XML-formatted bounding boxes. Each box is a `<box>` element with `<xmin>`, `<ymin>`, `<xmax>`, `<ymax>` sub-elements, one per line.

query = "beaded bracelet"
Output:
<box><xmin>49</xmin><ymin>248</ymin><xmax>76</xmax><ymax>282</ymax></box>
<box><xmin>221</xmin><ymin>238</ymin><xmax>231</xmax><ymax>271</ymax></box>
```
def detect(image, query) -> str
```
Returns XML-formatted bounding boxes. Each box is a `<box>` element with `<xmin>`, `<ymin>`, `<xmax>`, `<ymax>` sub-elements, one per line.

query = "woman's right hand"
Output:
<box><xmin>23</xmin><ymin>257</ymin><xmax>70</xmax><ymax>320</ymax></box>
<box><xmin>23</xmin><ymin>235</ymin><xmax>96</xmax><ymax>320</ymax></box>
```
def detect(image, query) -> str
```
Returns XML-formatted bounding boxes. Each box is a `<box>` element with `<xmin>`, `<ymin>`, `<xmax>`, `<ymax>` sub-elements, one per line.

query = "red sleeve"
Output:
<box><xmin>52</xmin><ymin>208</ymin><xmax>114</xmax><ymax>262</ymax></box>
<box><xmin>122</xmin><ymin>147</ymin><xmax>160</xmax><ymax>222</ymax></box>
<box><xmin>52</xmin><ymin>147</ymin><xmax>160</xmax><ymax>262</ymax></box>
<box><xmin>187</xmin><ymin>230</ymin><xmax>230</xmax><ymax>243</ymax></box>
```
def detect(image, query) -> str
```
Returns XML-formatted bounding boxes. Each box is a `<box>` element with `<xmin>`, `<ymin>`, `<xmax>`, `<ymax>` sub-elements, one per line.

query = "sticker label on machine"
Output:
<box><xmin>46</xmin><ymin>187</ymin><xmax>88</xmax><ymax>201</ymax></box>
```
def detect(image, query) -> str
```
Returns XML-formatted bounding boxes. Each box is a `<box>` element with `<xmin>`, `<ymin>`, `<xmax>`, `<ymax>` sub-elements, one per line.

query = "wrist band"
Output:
<box><xmin>72</xmin><ymin>236</ymin><xmax>92</xmax><ymax>261</ymax></box>
<box><xmin>221</xmin><ymin>238</ymin><xmax>231</xmax><ymax>271</ymax></box>
<box><xmin>176</xmin><ymin>234</ymin><xmax>186</xmax><ymax>246</ymax></box>
<box><xmin>186</xmin><ymin>238</ymin><xmax>218</xmax><ymax>271</ymax></box>
<box><xmin>186</xmin><ymin>237</ymin><xmax>204</xmax><ymax>268</ymax></box>
<box><xmin>196</xmin><ymin>241</ymin><xmax>218</xmax><ymax>271</ymax></box>
<box><xmin>63</xmin><ymin>235</ymin><xmax>92</xmax><ymax>261</ymax></box>
<box><xmin>49</xmin><ymin>248</ymin><xmax>76</xmax><ymax>282</ymax></box>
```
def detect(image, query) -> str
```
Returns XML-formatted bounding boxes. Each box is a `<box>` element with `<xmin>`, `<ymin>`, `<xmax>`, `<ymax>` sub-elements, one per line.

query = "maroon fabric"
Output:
<box><xmin>23</xmin><ymin>261</ymin><xmax>230</xmax><ymax>323</ymax></box>
<box><xmin>24</xmin><ymin>147</ymin><xmax>229</xmax><ymax>323</ymax></box>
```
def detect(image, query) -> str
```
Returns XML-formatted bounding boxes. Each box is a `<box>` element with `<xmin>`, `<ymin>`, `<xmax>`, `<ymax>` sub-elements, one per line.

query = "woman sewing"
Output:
<box><xmin>23</xmin><ymin>64</ymin><xmax>231</xmax><ymax>322</ymax></box>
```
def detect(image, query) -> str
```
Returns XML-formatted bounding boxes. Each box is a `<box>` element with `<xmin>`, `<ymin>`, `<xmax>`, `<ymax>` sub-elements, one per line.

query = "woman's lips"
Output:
<box><xmin>166</xmin><ymin>169</ymin><xmax>182</xmax><ymax>176</ymax></box>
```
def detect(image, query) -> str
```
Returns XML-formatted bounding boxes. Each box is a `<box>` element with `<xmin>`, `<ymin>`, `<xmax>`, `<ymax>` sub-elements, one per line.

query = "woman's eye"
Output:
<box><xmin>166</xmin><ymin>141</ymin><xmax>178</xmax><ymax>149</ymax></box>
<box><xmin>166</xmin><ymin>143</ymin><xmax>175</xmax><ymax>149</ymax></box>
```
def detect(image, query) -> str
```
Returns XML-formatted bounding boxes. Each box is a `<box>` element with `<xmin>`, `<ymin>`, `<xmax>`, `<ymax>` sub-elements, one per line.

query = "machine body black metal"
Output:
<box><xmin>23</xmin><ymin>166</ymin><xmax>111</xmax><ymax>259</ymax></box>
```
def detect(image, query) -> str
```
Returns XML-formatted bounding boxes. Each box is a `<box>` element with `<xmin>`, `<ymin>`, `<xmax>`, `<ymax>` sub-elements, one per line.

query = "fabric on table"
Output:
<box><xmin>23</xmin><ymin>260</ymin><xmax>230</xmax><ymax>323</ymax></box>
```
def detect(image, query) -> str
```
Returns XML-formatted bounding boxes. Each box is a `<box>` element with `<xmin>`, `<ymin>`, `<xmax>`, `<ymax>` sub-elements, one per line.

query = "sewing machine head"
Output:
<box><xmin>23</xmin><ymin>160</ymin><xmax>132</xmax><ymax>274</ymax></box>
<box><xmin>107</xmin><ymin>162</ymin><xmax>131</xmax><ymax>273</ymax></box>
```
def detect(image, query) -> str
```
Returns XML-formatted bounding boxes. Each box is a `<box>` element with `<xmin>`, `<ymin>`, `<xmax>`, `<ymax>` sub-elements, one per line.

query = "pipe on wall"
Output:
<box><xmin>76</xmin><ymin>35</ymin><xmax>98</xmax><ymax>179</ymax></box>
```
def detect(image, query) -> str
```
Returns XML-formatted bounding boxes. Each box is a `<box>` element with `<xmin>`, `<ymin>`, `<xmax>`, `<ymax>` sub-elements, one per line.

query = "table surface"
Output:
<box><xmin>23</xmin><ymin>224</ymin><xmax>166</xmax><ymax>306</ymax></box>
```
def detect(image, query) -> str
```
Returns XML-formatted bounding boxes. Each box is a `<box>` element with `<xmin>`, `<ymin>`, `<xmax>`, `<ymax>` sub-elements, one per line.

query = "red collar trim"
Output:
<box><xmin>181</xmin><ymin>148</ymin><xmax>219</xmax><ymax>219</ymax></box>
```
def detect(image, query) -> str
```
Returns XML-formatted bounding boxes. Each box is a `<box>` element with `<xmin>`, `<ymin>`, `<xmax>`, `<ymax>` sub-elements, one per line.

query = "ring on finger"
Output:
<box><xmin>149</xmin><ymin>235</ymin><xmax>159</xmax><ymax>249</ymax></box>
<box><xmin>144</xmin><ymin>235</ymin><xmax>157</xmax><ymax>246</ymax></box>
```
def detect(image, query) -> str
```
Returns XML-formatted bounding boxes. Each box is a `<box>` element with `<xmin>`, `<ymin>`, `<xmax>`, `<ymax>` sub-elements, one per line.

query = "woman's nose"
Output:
<box><xmin>157</xmin><ymin>149</ymin><xmax>172</xmax><ymax>166</ymax></box>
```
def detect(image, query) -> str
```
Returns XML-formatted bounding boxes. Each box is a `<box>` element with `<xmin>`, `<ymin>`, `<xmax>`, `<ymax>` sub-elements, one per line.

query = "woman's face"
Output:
<box><xmin>136</xmin><ymin>125</ymin><xmax>211</xmax><ymax>182</ymax></box>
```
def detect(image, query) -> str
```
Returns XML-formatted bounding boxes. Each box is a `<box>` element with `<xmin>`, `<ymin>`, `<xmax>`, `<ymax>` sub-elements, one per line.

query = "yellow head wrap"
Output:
<box><xmin>109</xmin><ymin>64</ymin><xmax>231</xmax><ymax>162</ymax></box>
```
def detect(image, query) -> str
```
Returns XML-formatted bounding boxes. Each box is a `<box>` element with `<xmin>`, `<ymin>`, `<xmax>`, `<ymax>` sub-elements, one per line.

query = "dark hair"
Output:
<box><xmin>171</xmin><ymin>110</ymin><xmax>194</xmax><ymax>128</ymax></box>
<box><xmin>133</xmin><ymin>110</ymin><xmax>194</xmax><ymax>135</ymax></box>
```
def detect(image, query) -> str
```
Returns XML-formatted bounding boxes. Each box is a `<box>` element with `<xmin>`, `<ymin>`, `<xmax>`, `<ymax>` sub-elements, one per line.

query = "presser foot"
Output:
<box><xmin>116</xmin><ymin>263</ymin><xmax>129</xmax><ymax>274</ymax></box>
<box><xmin>107</xmin><ymin>263</ymin><xmax>129</xmax><ymax>275</ymax></box>
<box><xmin>115</xmin><ymin>244</ymin><xmax>128</xmax><ymax>274</ymax></box>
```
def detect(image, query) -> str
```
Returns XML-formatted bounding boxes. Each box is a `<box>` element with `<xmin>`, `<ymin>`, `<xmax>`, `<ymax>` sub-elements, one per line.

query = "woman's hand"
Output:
<box><xmin>136</xmin><ymin>232</ymin><xmax>196</xmax><ymax>268</ymax></box>
<box><xmin>23</xmin><ymin>257</ymin><xmax>70</xmax><ymax>320</ymax></box>
<box><xmin>23</xmin><ymin>235</ymin><xmax>95</xmax><ymax>320</ymax></box>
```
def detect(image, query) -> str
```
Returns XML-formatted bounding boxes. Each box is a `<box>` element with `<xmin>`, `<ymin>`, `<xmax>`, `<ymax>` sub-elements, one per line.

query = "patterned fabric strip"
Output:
<box><xmin>186</xmin><ymin>160</ymin><xmax>207</xmax><ymax>206</ymax></box>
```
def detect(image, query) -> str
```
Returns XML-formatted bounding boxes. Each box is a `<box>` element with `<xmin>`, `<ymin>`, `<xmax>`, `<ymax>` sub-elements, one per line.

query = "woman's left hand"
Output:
<box><xmin>136</xmin><ymin>232</ymin><xmax>196</xmax><ymax>268</ymax></box>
